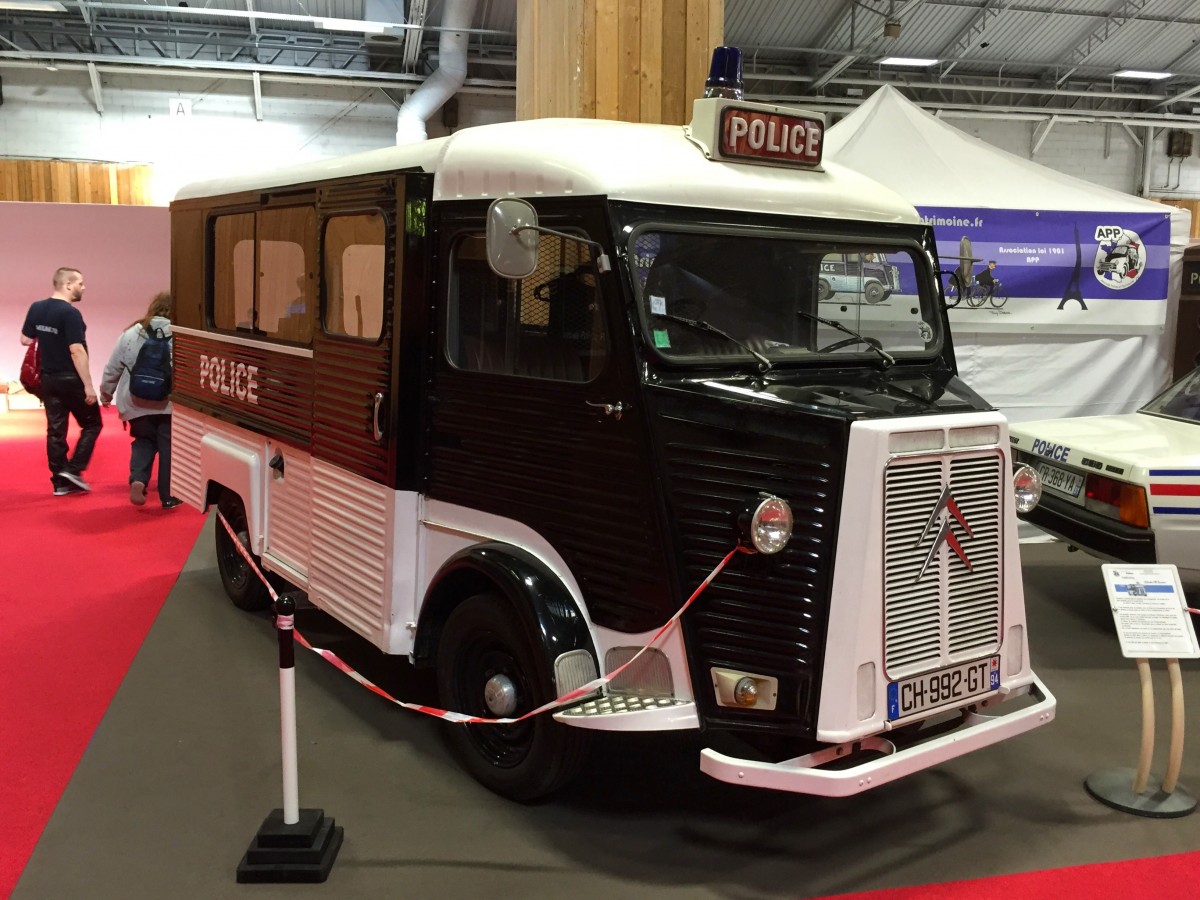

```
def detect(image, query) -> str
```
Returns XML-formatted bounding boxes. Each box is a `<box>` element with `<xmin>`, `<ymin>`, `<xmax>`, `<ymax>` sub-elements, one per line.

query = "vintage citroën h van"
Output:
<box><xmin>168</xmin><ymin>96</ymin><xmax>1054</xmax><ymax>801</ymax></box>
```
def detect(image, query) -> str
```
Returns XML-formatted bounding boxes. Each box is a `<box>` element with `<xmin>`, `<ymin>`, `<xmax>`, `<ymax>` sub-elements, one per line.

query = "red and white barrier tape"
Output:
<box><xmin>216</xmin><ymin>511</ymin><xmax>742</xmax><ymax>725</ymax></box>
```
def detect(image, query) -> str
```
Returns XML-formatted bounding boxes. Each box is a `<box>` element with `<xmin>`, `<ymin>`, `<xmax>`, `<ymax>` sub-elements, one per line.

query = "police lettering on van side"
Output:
<box><xmin>1031</xmin><ymin>439</ymin><xmax>1070</xmax><ymax>462</ymax></box>
<box><xmin>199</xmin><ymin>354</ymin><xmax>259</xmax><ymax>405</ymax></box>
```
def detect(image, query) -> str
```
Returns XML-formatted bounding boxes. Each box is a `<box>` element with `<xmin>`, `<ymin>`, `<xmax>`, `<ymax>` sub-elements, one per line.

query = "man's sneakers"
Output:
<box><xmin>161</xmin><ymin>497</ymin><xmax>183</xmax><ymax>510</ymax></box>
<box><xmin>130</xmin><ymin>481</ymin><xmax>147</xmax><ymax>506</ymax></box>
<box><xmin>53</xmin><ymin>483</ymin><xmax>83</xmax><ymax>497</ymax></box>
<box><xmin>57</xmin><ymin>470</ymin><xmax>91</xmax><ymax>493</ymax></box>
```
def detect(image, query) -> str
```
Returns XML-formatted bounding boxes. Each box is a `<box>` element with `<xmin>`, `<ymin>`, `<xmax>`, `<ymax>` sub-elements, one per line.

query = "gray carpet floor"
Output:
<box><xmin>14</xmin><ymin>524</ymin><xmax>1200</xmax><ymax>899</ymax></box>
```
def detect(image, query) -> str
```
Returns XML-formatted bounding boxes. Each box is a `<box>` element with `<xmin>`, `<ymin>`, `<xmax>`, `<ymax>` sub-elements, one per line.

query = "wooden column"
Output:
<box><xmin>516</xmin><ymin>0</ymin><xmax>724</xmax><ymax>126</ymax></box>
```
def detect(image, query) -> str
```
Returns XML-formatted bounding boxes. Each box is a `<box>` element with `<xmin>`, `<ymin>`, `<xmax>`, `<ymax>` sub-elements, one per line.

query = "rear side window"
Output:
<box><xmin>446</xmin><ymin>231</ymin><xmax>607</xmax><ymax>382</ymax></box>
<box><xmin>323</xmin><ymin>212</ymin><xmax>386</xmax><ymax>341</ymax></box>
<box><xmin>212</xmin><ymin>206</ymin><xmax>316</xmax><ymax>345</ymax></box>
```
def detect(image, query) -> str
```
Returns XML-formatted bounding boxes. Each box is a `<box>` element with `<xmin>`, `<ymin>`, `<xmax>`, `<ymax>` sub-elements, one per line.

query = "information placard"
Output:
<box><xmin>1101</xmin><ymin>564</ymin><xmax>1200</xmax><ymax>659</ymax></box>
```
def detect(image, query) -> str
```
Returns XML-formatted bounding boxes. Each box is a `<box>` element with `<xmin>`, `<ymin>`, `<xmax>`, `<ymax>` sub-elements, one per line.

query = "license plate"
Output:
<box><xmin>887</xmin><ymin>657</ymin><xmax>1000</xmax><ymax>721</ymax></box>
<box><xmin>1037</xmin><ymin>462</ymin><xmax>1083</xmax><ymax>498</ymax></box>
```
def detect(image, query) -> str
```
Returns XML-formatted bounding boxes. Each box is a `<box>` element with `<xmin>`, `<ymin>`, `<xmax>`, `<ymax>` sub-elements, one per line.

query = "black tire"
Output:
<box><xmin>437</xmin><ymin>593</ymin><xmax>589</xmax><ymax>802</ymax></box>
<box><xmin>817</xmin><ymin>278</ymin><xmax>833</xmax><ymax>302</ymax></box>
<box><xmin>864</xmin><ymin>280</ymin><xmax>886</xmax><ymax>304</ymax></box>
<box><xmin>215</xmin><ymin>490</ymin><xmax>272</xmax><ymax>612</ymax></box>
<box><xmin>990</xmin><ymin>288</ymin><xmax>1008</xmax><ymax>309</ymax></box>
<box><xmin>965</xmin><ymin>285</ymin><xmax>987</xmax><ymax>308</ymax></box>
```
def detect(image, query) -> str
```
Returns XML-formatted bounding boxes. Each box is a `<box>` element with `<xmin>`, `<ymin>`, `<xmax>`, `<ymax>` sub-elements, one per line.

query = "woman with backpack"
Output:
<box><xmin>99</xmin><ymin>291</ymin><xmax>181</xmax><ymax>509</ymax></box>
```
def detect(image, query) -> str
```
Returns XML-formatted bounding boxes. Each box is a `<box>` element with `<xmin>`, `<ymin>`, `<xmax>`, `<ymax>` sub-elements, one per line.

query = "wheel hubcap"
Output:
<box><xmin>483</xmin><ymin>673</ymin><xmax>518</xmax><ymax>717</ymax></box>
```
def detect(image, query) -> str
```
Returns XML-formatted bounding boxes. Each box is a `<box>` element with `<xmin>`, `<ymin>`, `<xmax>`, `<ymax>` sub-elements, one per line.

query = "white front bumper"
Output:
<box><xmin>699</xmin><ymin>675</ymin><xmax>1055</xmax><ymax>797</ymax></box>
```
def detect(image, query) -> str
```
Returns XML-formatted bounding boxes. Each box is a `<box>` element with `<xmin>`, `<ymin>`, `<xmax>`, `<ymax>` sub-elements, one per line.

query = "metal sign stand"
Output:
<box><xmin>1085</xmin><ymin>565</ymin><xmax>1198</xmax><ymax>818</ymax></box>
<box><xmin>236</xmin><ymin>594</ymin><xmax>344</xmax><ymax>882</ymax></box>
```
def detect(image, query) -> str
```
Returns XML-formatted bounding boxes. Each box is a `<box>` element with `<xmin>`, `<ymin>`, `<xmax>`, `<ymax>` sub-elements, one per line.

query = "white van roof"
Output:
<box><xmin>174</xmin><ymin>117</ymin><xmax>920</xmax><ymax>226</ymax></box>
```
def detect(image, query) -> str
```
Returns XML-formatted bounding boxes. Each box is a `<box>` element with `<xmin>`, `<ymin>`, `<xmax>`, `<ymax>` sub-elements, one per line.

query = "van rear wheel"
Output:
<box><xmin>215</xmin><ymin>490</ymin><xmax>272</xmax><ymax>612</ymax></box>
<box><xmin>437</xmin><ymin>594</ymin><xmax>589</xmax><ymax>802</ymax></box>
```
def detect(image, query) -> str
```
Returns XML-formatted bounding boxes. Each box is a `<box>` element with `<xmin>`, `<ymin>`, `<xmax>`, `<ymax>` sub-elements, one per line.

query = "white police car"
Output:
<box><xmin>1010</xmin><ymin>367</ymin><xmax>1200</xmax><ymax>589</ymax></box>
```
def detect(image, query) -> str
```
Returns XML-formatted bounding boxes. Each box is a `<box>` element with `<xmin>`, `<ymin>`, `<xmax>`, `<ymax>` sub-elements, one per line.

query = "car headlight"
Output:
<box><xmin>743</xmin><ymin>495</ymin><xmax>793</xmax><ymax>554</ymax></box>
<box><xmin>1013</xmin><ymin>464</ymin><xmax>1042</xmax><ymax>513</ymax></box>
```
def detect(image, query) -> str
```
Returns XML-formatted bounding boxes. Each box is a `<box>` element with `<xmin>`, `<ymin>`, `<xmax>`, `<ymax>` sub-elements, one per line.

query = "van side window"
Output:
<box><xmin>323</xmin><ymin>212</ymin><xmax>386</xmax><ymax>341</ymax></box>
<box><xmin>448</xmin><ymin>231</ymin><xmax>607</xmax><ymax>382</ymax></box>
<box><xmin>213</xmin><ymin>213</ymin><xmax>255</xmax><ymax>332</ymax></box>
<box><xmin>211</xmin><ymin>206</ymin><xmax>316</xmax><ymax>345</ymax></box>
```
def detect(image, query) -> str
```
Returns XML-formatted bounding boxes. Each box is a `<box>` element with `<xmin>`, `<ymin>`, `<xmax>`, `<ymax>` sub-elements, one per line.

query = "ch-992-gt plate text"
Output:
<box><xmin>887</xmin><ymin>657</ymin><xmax>1000</xmax><ymax>721</ymax></box>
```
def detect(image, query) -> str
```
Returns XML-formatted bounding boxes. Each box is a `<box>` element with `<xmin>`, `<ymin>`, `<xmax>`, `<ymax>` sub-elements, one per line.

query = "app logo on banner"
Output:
<box><xmin>1093</xmin><ymin>226</ymin><xmax>1144</xmax><ymax>291</ymax></box>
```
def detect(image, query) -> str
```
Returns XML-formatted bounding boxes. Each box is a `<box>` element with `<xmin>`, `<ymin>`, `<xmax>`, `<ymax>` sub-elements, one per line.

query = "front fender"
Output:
<box><xmin>416</xmin><ymin>543</ymin><xmax>596</xmax><ymax>684</ymax></box>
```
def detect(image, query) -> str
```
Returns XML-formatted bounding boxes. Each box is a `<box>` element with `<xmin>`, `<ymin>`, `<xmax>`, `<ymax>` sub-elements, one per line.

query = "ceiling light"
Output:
<box><xmin>1113</xmin><ymin>69</ymin><xmax>1172</xmax><ymax>80</ymax></box>
<box><xmin>879</xmin><ymin>57</ymin><xmax>938</xmax><ymax>67</ymax></box>
<box><xmin>318</xmin><ymin>17</ymin><xmax>386</xmax><ymax>34</ymax></box>
<box><xmin>0</xmin><ymin>1</ymin><xmax>67</xmax><ymax>10</ymax></box>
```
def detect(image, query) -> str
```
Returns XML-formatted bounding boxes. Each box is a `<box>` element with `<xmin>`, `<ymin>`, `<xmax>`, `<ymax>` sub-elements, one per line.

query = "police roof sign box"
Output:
<box><xmin>686</xmin><ymin>98</ymin><xmax>824</xmax><ymax>170</ymax></box>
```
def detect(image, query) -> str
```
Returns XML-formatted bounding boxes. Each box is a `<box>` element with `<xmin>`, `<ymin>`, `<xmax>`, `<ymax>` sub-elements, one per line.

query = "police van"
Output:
<box><xmin>169</xmin><ymin>95</ymin><xmax>1055</xmax><ymax>801</ymax></box>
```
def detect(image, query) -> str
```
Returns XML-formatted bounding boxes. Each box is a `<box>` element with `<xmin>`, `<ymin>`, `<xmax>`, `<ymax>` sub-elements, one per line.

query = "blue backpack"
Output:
<box><xmin>129</xmin><ymin>326</ymin><xmax>173</xmax><ymax>401</ymax></box>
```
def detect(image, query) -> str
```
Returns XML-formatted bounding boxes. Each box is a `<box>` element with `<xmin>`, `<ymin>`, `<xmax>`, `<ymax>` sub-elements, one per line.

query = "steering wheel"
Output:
<box><xmin>818</xmin><ymin>336</ymin><xmax>880</xmax><ymax>353</ymax></box>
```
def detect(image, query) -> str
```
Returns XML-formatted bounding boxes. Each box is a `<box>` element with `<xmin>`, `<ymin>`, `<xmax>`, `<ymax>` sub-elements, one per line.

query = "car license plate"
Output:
<box><xmin>1037</xmin><ymin>462</ymin><xmax>1083</xmax><ymax>498</ymax></box>
<box><xmin>887</xmin><ymin>657</ymin><xmax>1000</xmax><ymax>721</ymax></box>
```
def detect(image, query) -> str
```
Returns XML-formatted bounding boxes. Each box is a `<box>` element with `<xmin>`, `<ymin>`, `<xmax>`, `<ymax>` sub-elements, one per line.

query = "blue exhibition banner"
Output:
<box><xmin>918</xmin><ymin>206</ymin><xmax>1172</xmax><ymax>333</ymax></box>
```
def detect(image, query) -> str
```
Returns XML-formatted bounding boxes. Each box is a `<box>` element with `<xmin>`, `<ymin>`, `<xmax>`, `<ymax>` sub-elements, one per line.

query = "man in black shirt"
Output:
<box><xmin>20</xmin><ymin>267</ymin><xmax>103</xmax><ymax>495</ymax></box>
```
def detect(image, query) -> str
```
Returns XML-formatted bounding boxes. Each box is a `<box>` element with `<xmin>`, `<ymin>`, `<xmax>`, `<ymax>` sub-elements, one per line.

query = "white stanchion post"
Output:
<box><xmin>236</xmin><ymin>588</ymin><xmax>343</xmax><ymax>882</ymax></box>
<box><xmin>276</xmin><ymin>595</ymin><xmax>300</xmax><ymax>826</ymax></box>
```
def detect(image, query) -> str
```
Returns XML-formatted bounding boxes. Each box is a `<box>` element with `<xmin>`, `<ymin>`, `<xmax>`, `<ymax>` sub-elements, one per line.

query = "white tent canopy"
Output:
<box><xmin>824</xmin><ymin>84</ymin><xmax>1191</xmax><ymax>423</ymax></box>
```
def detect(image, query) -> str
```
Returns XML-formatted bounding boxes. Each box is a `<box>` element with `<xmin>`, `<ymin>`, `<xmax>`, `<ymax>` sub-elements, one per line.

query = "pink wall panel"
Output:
<box><xmin>2</xmin><ymin>202</ymin><xmax>170</xmax><ymax>388</ymax></box>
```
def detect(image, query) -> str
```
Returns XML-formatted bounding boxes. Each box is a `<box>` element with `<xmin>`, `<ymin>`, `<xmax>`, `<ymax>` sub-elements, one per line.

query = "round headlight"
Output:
<box><xmin>1013</xmin><ymin>464</ymin><xmax>1042</xmax><ymax>513</ymax></box>
<box><xmin>749</xmin><ymin>495</ymin><xmax>793</xmax><ymax>554</ymax></box>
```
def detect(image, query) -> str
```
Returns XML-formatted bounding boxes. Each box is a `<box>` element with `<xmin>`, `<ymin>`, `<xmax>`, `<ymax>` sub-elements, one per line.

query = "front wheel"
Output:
<box><xmin>437</xmin><ymin>594</ymin><xmax>590</xmax><ymax>802</ymax></box>
<box><xmin>215</xmin><ymin>490</ymin><xmax>272</xmax><ymax>612</ymax></box>
<box><xmin>990</xmin><ymin>288</ymin><xmax>1008</xmax><ymax>308</ymax></box>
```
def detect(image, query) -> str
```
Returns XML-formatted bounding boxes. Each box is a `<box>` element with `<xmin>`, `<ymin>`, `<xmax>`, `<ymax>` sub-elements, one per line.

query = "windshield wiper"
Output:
<box><xmin>798</xmin><ymin>310</ymin><xmax>895</xmax><ymax>369</ymax></box>
<box><xmin>653</xmin><ymin>312</ymin><xmax>773</xmax><ymax>371</ymax></box>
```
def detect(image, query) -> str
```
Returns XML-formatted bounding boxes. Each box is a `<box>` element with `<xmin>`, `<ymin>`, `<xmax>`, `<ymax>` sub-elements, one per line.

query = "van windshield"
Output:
<box><xmin>629</xmin><ymin>228</ymin><xmax>941</xmax><ymax>367</ymax></box>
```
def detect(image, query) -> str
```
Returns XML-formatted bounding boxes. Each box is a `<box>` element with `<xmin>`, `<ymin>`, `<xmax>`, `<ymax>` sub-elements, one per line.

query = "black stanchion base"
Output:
<box><xmin>1084</xmin><ymin>768</ymin><xmax>1197</xmax><ymax>818</ymax></box>
<box><xmin>236</xmin><ymin>808</ymin><xmax>344</xmax><ymax>883</ymax></box>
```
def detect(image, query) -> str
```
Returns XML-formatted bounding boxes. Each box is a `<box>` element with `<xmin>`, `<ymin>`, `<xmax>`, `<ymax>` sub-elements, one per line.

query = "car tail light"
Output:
<box><xmin>1084</xmin><ymin>474</ymin><xmax>1149</xmax><ymax>528</ymax></box>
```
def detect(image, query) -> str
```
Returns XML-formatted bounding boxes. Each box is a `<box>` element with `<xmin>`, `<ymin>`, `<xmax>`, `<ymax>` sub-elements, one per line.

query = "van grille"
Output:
<box><xmin>883</xmin><ymin>452</ymin><xmax>1003</xmax><ymax>679</ymax></box>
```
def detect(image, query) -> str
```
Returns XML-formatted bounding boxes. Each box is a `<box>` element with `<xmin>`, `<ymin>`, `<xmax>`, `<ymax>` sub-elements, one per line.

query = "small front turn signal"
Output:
<box><xmin>733</xmin><ymin>677</ymin><xmax>759</xmax><ymax>707</ymax></box>
<box><xmin>743</xmin><ymin>495</ymin><xmax>793</xmax><ymax>554</ymax></box>
<box><xmin>1013</xmin><ymin>464</ymin><xmax>1041</xmax><ymax>513</ymax></box>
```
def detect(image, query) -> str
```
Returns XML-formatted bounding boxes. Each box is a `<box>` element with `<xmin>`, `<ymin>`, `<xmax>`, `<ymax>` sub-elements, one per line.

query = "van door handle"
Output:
<box><xmin>586</xmin><ymin>400</ymin><xmax>625</xmax><ymax>421</ymax></box>
<box><xmin>372</xmin><ymin>392</ymin><xmax>385</xmax><ymax>441</ymax></box>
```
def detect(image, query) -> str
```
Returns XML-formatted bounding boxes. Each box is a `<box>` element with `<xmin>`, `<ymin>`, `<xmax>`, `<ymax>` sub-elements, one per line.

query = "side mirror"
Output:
<box><xmin>486</xmin><ymin>198</ymin><xmax>540</xmax><ymax>279</ymax></box>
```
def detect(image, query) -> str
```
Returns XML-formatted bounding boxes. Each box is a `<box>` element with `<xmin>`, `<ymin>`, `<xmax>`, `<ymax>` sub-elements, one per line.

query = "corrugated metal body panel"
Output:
<box><xmin>426</xmin><ymin>373</ymin><xmax>668</xmax><ymax>633</ymax></box>
<box><xmin>173</xmin><ymin>330</ymin><xmax>315</xmax><ymax>448</ymax></box>
<box><xmin>310</xmin><ymin>459</ymin><xmax>392</xmax><ymax>642</ymax></box>
<box><xmin>170</xmin><ymin>407</ymin><xmax>207</xmax><ymax>510</ymax></box>
<box><xmin>312</xmin><ymin>339</ymin><xmax>393</xmax><ymax>480</ymax></box>
<box><xmin>264</xmin><ymin>448</ymin><xmax>314</xmax><ymax>579</ymax></box>
<box><xmin>656</xmin><ymin>406</ymin><xmax>845</xmax><ymax>733</ymax></box>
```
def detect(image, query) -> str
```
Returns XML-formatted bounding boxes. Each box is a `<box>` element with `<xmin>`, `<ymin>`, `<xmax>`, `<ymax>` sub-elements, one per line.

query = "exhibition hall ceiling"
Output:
<box><xmin>1</xmin><ymin>0</ymin><xmax>1200</xmax><ymax>127</ymax></box>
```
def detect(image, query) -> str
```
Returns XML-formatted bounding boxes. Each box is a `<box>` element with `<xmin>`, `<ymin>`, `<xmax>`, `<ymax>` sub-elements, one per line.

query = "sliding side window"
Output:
<box><xmin>211</xmin><ymin>206</ymin><xmax>316</xmax><ymax>345</ymax></box>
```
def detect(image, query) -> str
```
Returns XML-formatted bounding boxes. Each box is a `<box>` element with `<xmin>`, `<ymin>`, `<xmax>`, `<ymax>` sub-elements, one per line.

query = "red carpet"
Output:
<box><xmin>0</xmin><ymin>406</ymin><xmax>204</xmax><ymax>897</ymax></box>
<box><xmin>828</xmin><ymin>849</ymin><xmax>1200</xmax><ymax>899</ymax></box>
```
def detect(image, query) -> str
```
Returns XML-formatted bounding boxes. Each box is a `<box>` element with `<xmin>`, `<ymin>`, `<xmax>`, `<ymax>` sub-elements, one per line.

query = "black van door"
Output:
<box><xmin>426</xmin><ymin>199</ymin><xmax>670</xmax><ymax>635</ymax></box>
